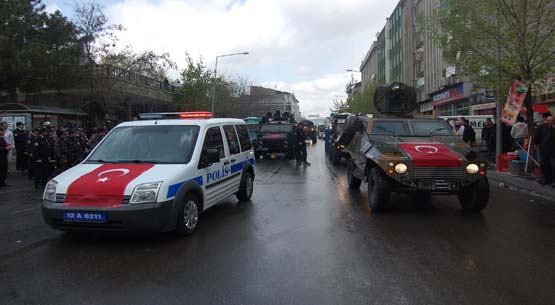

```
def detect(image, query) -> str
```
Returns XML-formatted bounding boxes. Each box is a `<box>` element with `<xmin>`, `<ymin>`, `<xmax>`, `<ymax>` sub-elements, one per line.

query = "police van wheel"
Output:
<box><xmin>347</xmin><ymin>161</ymin><xmax>361</xmax><ymax>189</ymax></box>
<box><xmin>458</xmin><ymin>178</ymin><xmax>489</xmax><ymax>213</ymax></box>
<box><xmin>176</xmin><ymin>194</ymin><xmax>200</xmax><ymax>236</ymax></box>
<box><xmin>368</xmin><ymin>167</ymin><xmax>391</xmax><ymax>212</ymax></box>
<box><xmin>236</xmin><ymin>171</ymin><xmax>254</xmax><ymax>202</ymax></box>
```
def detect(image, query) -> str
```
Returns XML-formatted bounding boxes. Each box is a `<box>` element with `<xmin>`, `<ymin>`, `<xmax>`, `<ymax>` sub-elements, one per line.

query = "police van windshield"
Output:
<box><xmin>261</xmin><ymin>124</ymin><xmax>292</xmax><ymax>133</ymax></box>
<box><xmin>87</xmin><ymin>125</ymin><xmax>200</xmax><ymax>164</ymax></box>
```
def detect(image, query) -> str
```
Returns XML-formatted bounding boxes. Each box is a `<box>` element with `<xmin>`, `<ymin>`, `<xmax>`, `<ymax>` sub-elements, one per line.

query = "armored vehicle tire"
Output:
<box><xmin>458</xmin><ymin>178</ymin><xmax>489</xmax><ymax>212</ymax></box>
<box><xmin>176</xmin><ymin>193</ymin><xmax>201</xmax><ymax>236</ymax></box>
<box><xmin>331</xmin><ymin>148</ymin><xmax>341</xmax><ymax>165</ymax></box>
<box><xmin>236</xmin><ymin>171</ymin><xmax>254</xmax><ymax>202</ymax></box>
<box><xmin>368</xmin><ymin>167</ymin><xmax>392</xmax><ymax>212</ymax></box>
<box><xmin>347</xmin><ymin>161</ymin><xmax>361</xmax><ymax>189</ymax></box>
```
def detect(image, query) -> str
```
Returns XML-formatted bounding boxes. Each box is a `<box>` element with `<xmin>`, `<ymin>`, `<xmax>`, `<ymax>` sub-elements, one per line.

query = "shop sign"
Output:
<box><xmin>432</xmin><ymin>83</ymin><xmax>465</xmax><ymax>106</ymax></box>
<box><xmin>501</xmin><ymin>80</ymin><xmax>528</xmax><ymax>125</ymax></box>
<box><xmin>471</xmin><ymin>102</ymin><xmax>497</xmax><ymax>111</ymax></box>
<box><xmin>420</xmin><ymin>101</ymin><xmax>433</xmax><ymax>112</ymax></box>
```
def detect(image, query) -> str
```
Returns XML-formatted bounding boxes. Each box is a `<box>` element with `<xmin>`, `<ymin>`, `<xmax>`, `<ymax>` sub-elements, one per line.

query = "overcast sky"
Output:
<box><xmin>45</xmin><ymin>0</ymin><xmax>397</xmax><ymax>117</ymax></box>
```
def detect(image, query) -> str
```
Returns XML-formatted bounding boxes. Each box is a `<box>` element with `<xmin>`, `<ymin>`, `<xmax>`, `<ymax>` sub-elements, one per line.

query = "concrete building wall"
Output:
<box><xmin>360</xmin><ymin>42</ymin><xmax>378</xmax><ymax>90</ymax></box>
<box><xmin>232</xmin><ymin>86</ymin><xmax>301</xmax><ymax>121</ymax></box>
<box><xmin>401</xmin><ymin>0</ymin><xmax>415</xmax><ymax>88</ymax></box>
<box><xmin>420</xmin><ymin>0</ymin><xmax>446</xmax><ymax>101</ymax></box>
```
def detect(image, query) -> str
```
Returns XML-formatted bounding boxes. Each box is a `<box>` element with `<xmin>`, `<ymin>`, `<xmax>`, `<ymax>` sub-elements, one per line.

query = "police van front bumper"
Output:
<box><xmin>41</xmin><ymin>200</ymin><xmax>176</xmax><ymax>233</ymax></box>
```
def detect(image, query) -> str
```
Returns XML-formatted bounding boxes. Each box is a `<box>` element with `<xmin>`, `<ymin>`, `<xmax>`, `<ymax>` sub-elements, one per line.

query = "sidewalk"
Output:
<box><xmin>488</xmin><ymin>170</ymin><xmax>555</xmax><ymax>201</ymax></box>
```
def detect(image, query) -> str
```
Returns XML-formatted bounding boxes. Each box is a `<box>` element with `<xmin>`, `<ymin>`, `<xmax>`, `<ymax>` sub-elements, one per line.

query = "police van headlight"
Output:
<box><xmin>43</xmin><ymin>180</ymin><xmax>57</xmax><ymax>202</ymax></box>
<box><xmin>394</xmin><ymin>163</ymin><xmax>408</xmax><ymax>174</ymax></box>
<box><xmin>130</xmin><ymin>182</ymin><xmax>162</xmax><ymax>204</ymax></box>
<box><xmin>466</xmin><ymin>163</ymin><xmax>480</xmax><ymax>175</ymax></box>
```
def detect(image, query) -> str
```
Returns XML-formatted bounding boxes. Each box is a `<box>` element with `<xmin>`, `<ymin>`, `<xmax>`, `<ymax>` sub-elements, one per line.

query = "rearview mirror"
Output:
<box><xmin>206</xmin><ymin>148</ymin><xmax>220</xmax><ymax>164</ymax></box>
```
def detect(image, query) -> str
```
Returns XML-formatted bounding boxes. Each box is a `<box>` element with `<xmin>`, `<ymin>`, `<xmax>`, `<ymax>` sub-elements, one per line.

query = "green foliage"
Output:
<box><xmin>430</xmin><ymin>0</ymin><xmax>555</xmax><ymax>124</ymax></box>
<box><xmin>176</xmin><ymin>54</ymin><xmax>214</xmax><ymax>111</ymax></box>
<box><xmin>347</xmin><ymin>84</ymin><xmax>378</xmax><ymax>115</ymax></box>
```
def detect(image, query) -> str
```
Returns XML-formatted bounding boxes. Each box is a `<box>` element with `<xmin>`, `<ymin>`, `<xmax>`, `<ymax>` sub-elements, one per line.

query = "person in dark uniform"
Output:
<box><xmin>13</xmin><ymin>122</ymin><xmax>28</xmax><ymax>172</ymax></box>
<box><xmin>0</xmin><ymin>128</ymin><xmax>12</xmax><ymax>187</ymax></box>
<box><xmin>88</xmin><ymin>128</ymin><xmax>107</xmax><ymax>150</ymax></box>
<box><xmin>26</xmin><ymin>128</ymin><xmax>39</xmax><ymax>180</ymax></box>
<box><xmin>287</xmin><ymin>126</ymin><xmax>297</xmax><ymax>160</ymax></box>
<box><xmin>45</xmin><ymin>128</ymin><xmax>57</xmax><ymax>178</ymax></box>
<box><xmin>294</xmin><ymin>122</ymin><xmax>311</xmax><ymax>166</ymax></box>
<box><xmin>535</xmin><ymin>116</ymin><xmax>555</xmax><ymax>186</ymax></box>
<box><xmin>60</xmin><ymin>129</ymin><xmax>84</xmax><ymax>170</ymax></box>
<box><xmin>31</xmin><ymin>128</ymin><xmax>51</xmax><ymax>188</ymax></box>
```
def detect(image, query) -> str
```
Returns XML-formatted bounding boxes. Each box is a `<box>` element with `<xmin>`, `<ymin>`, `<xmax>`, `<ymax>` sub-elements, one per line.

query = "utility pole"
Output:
<box><xmin>495</xmin><ymin>8</ymin><xmax>502</xmax><ymax>168</ymax></box>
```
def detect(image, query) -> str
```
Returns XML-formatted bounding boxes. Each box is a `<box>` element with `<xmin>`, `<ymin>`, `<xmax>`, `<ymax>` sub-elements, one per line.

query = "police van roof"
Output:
<box><xmin>117</xmin><ymin>118</ymin><xmax>246</xmax><ymax>128</ymax></box>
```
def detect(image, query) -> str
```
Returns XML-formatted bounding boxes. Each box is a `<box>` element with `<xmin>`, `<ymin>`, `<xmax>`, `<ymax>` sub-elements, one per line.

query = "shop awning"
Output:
<box><xmin>0</xmin><ymin>103</ymin><xmax>87</xmax><ymax>116</ymax></box>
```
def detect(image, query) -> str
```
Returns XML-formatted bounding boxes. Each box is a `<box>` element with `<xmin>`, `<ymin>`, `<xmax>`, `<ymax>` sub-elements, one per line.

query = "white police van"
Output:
<box><xmin>42</xmin><ymin>112</ymin><xmax>255</xmax><ymax>235</ymax></box>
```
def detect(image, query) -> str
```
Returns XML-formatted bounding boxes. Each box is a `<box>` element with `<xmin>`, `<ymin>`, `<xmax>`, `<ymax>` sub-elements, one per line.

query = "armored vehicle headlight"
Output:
<box><xmin>394</xmin><ymin>163</ymin><xmax>408</xmax><ymax>174</ymax></box>
<box><xmin>466</xmin><ymin>163</ymin><xmax>479</xmax><ymax>175</ymax></box>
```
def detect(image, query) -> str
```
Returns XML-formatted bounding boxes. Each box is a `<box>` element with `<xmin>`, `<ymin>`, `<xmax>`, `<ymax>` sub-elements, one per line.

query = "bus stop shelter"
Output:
<box><xmin>0</xmin><ymin>103</ymin><xmax>87</xmax><ymax>129</ymax></box>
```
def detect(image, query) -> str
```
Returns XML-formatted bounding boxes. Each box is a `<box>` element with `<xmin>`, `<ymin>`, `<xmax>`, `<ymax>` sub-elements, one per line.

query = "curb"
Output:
<box><xmin>488</xmin><ymin>171</ymin><xmax>555</xmax><ymax>202</ymax></box>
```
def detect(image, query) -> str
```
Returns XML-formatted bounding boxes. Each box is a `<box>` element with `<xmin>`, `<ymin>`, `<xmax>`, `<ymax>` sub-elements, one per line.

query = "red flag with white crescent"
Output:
<box><xmin>399</xmin><ymin>143</ymin><xmax>462</xmax><ymax>167</ymax></box>
<box><xmin>64</xmin><ymin>164</ymin><xmax>155</xmax><ymax>207</ymax></box>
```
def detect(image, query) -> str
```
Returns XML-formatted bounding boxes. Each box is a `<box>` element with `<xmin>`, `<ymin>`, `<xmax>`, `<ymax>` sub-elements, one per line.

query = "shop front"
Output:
<box><xmin>431</xmin><ymin>82</ymin><xmax>474</xmax><ymax>116</ymax></box>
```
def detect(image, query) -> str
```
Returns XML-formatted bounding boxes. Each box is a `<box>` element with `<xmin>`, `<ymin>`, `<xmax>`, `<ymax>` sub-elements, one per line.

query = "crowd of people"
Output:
<box><xmin>0</xmin><ymin>122</ymin><xmax>108</xmax><ymax>189</ymax></box>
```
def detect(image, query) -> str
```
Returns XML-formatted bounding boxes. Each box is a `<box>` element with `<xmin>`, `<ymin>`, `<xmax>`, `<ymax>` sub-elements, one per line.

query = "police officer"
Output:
<box><xmin>294</xmin><ymin>122</ymin><xmax>311</xmax><ymax>167</ymax></box>
<box><xmin>31</xmin><ymin>128</ymin><xmax>50</xmax><ymax>188</ymax></box>
<box><xmin>45</xmin><ymin>127</ymin><xmax>57</xmax><ymax>178</ymax></box>
<box><xmin>0</xmin><ymin>128</ymin><xmax>12</xmax><ymax>186</ymax></box>
<box><xmin>26</xmin><ymin>128</ymin><xmax>39</xmax><ymax>180</ymax></box>
<box><xmin>60</xmin><ymin>129</ymin><xmax>84</xmax><ymax>169</ymax></box>
<box><xmin>89</xmin><ymin>128</ymin><xmax>107</xmax><ymax>150</ymax></box>
<box><xmin>13</xmin><ymin>122</ymin><xmax>28</xmax><ymax>172</ymax></box>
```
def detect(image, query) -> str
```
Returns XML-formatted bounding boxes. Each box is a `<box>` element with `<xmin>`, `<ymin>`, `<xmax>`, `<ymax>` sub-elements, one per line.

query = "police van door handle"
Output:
<box><xmin>231</xmin><ymin>159</ymin><xmax>236</xmax><ymax>163</ymax></box>
<box><xmin>223</xmin><ymin>161</ymin><xmax>230</xmax><ymax>165</ymax></box>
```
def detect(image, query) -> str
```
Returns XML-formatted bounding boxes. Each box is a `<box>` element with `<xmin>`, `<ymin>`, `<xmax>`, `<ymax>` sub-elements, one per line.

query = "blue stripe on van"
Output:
<box><xmin>167</xmin><ymin>176</ymin><xmax>203</xmax><ymax>199</ymax></box>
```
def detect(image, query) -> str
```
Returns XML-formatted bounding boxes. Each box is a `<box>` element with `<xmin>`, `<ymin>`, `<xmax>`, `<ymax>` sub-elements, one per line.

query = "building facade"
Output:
<box><xmin>232</xmin><ymin>86</ymin><xmax>301</xmax><ymax>121</ymax></box>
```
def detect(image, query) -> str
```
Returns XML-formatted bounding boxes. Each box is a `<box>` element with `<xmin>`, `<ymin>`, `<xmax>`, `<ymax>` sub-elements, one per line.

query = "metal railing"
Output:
<box><xmin>96</xmin><ymin>64</ymin><xmax>177</xmax><ymax>93</ymax></box>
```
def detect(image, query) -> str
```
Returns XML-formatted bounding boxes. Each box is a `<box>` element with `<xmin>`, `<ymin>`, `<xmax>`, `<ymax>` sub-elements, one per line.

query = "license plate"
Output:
<box><xmin>62</xmin><ymin>211</ymin><xmax>107</xmax><ymax>223</ymax></box>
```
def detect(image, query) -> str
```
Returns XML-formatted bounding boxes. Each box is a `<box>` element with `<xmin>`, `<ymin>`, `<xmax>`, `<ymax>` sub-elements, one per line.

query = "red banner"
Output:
<box><xmin>64</xmin><ymin>164</ymin><xmax>155</xmax><ymax>208</ymax></box>
<box><xmin>501</xmin><ymin>80</ymin><xmax>528</xmax><ymax>126</ymax></box>
<box><xmin>399</xmin><ymin>143</ymin><xmax>463</xmax><ymax>167</ymax></box>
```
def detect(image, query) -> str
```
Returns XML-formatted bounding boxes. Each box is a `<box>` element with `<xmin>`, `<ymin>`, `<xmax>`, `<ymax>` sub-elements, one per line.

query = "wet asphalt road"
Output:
<box><xmin>1</xmin><ymin>142</ymin><xmax>554</xmax><ymax>305</ymax></box>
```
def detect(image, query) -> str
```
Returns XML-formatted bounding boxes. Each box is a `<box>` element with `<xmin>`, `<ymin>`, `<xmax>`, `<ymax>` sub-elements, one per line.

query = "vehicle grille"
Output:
<box><xmin>55</xmin><ymin>194</ymin><xmax>131</xmax><ymax>205</ymax></box>
<box><xmin>412</xmin><ymin>167</ymin><xmax>465</xmax><ymax>179</ymax></box>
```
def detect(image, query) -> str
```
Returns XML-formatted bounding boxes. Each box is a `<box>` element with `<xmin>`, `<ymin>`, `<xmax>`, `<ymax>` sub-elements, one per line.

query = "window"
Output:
<box><xmin>87</xmin><ymin>125</ymin><xmax>199</xmax><ymax>164</ymax></box>
<box><xmin>372</xmin><ymin>120</ymin><xmax>409</xmax><ymax>135</ymax></box>
<box><xmin>223</xmin><ymin>125</ymin><xmax>241</xmax><ymax>155</ymax></box>
<box><xmin>235</xmin><ymin>124</ymin><xmax>252</xmax><ymax>152</ymax></box>
<box><xmin>200</xmin><ymin>127</ymin><xmax>225</xmax><ymax>168</ymax></box>
<box><xmin>410</xmin><ymin>120</ymin><xmax>454</xmax><ymax>136</ymax></box>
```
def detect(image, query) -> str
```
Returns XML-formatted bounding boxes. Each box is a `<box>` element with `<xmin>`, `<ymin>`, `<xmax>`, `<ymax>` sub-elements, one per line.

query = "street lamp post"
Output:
<box><xmin>211</xmin><ymin>51</ymin><xmax>249</xmax><ymax>115</ymax></box>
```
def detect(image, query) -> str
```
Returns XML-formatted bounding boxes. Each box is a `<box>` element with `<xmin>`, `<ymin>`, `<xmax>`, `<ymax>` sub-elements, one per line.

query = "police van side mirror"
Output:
<box><xmin>206</xmin><ymin>148</ymin><xmax>220</xmax><ymax>164</ymax></box>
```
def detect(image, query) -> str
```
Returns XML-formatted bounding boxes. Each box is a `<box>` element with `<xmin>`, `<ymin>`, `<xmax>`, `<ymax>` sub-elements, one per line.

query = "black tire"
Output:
<box><xmin>312</xmin><ymin>136</ymin><xmax>317</xmax><ymax>143</ymax></box>
<box><xmin>368</xmin><ymin>167</ymin><xmax>392</xmax><ymax>212</ymax></box>
<box><xmin>347</xmin><ymin>161</ymin><xmax>361</xmax><ymax>189</ymax></box>
<box><xmin>331</xmin><ymin>147</ymin><xmax>341</xmax><ymax>165</ymax></box>
<box><xmin>236</xmin><ymin>171</ymin><xmax>254</xmax><ymax>202</ymax></box>
<box><xmin>458</xmin><ymin>178</ymin><xmax>489</xmax><ymax>212</ymax></box>
<box><xmin>175</xmin><ymin>193</ymin><xmax>201</xmax><ymax>236</ymax></box>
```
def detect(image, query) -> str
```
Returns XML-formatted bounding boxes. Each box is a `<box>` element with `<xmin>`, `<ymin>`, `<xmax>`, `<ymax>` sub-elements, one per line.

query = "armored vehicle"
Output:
<box><xmin>254</xmin><ymin>111</ymin><xmax>295</xmax><ymax>159</ymax></box>
<box><xmin>339</xmin><ymin>83</ymin><xmax>489</xmax><ymax>212</ymax></box>
<box><xmin>326</xmin><ymin>112</ymin><xmax>351</xmax><ymax>165</ymax></box>
<box><xmin>303</xmin><ymin>120</ymin><xmax>318</xmax><ymax>143</ymax></box>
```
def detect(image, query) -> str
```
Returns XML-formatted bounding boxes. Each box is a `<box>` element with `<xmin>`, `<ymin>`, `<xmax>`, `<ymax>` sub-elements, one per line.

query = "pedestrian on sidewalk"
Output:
<box><xmin>1</xmin><ymin>122</ymin><xmax>14</xmax><ymax>168</ymax></box>
<box><xmin>482</xmin><ymin>118</ymin><xmax>496</xmax><ymax>162</ymax></box>
<box><xmin>511</xmin><ymin>116</ymin><xmax>528</xmax><ymax>150</ymax></box>
<box><xmin>0</xmin><ymin>129</ymin><xmax>12</xmax><ymax>187</ymax></box>
<box><xmin>462</xmin><ymin>118</ymin><xmax>476</xmax><ymax>147</ymax></box>
<box><xmin>534</xmin><ymin>116</ymin><xmax>555</xmax><ymax>186</ymax></box>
